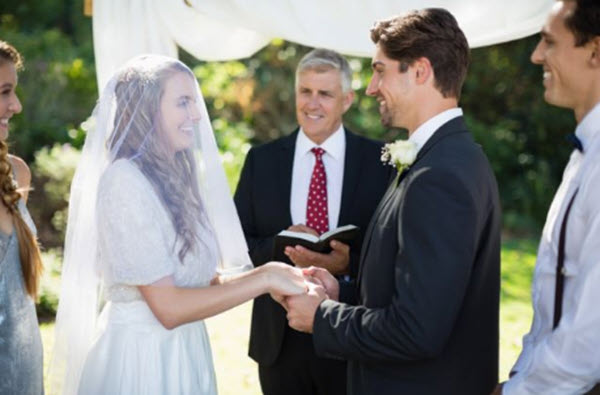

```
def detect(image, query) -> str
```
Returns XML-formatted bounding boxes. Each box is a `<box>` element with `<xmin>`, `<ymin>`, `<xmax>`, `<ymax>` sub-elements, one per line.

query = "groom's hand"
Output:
<box><xmin>285</xmin><ymin>240</ymin><xmax>350</xmax><ymax>275</ymax></box>
<box><xmin>303</xmin><ymin>266</ymin><xmax>339</xmax><ymax>301</ymax></box>
<box><xmin>286</xmin><ymin>282</ymin><xmax>327</xmax><ymax>333</ymax></box>
<box><xmin>490</xmin><ymin>383</ymin><xmax>503</xmax><ymax>395</ymax></box>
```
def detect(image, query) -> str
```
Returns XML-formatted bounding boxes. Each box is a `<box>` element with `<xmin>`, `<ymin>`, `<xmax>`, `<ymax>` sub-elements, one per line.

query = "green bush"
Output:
<box><xmin>37</xmin><ymin>248</ymin><xmax>63</xmax><ymax>317</ymax></box>
<box><xmin>3</xmin><ymin>0</ymin><xmax>577</xmax><ymax>236</ymax></box>
<box><xmin>29</xmin><ymin>143</ymin><xmax>80</xmax><ymax>249</ymax></box>
<box><xmin>463</xmin><ymin>37</ymin><xmax>575</xmax><ymax>234</ymax></box>
<box><xmin>1</xmin><ymin>6</ymin><xmax>96</xmax><ymax>161</ymax></box>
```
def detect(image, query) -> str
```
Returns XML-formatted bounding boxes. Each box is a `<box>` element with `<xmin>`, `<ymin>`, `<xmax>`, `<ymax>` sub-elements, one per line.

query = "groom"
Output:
<box><xmin>284</xmin><ymin>8</ymin><xmax>501</xmax><ymax>395</ymax></box>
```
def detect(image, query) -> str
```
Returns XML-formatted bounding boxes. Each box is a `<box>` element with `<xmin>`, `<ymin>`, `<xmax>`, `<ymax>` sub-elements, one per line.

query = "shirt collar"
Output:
<box><xmin>575</xmin><ymin>101</ymin><xmax>600</xmax><ymax>151</ymax></box>
<box><xmin>409</xmin><ymin>108</ymin><xmax>463</xmax><ymax>154</ymax></box>
<box><xmin>296</xmin><ymin>124</ymin><xmax>346</xmax><ymax>160</ymax></box>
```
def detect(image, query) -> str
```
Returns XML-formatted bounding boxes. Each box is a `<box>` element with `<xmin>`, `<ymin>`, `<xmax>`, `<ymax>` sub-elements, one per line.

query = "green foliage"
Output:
<box><xmin>37</xmin><ymin>249</ymin><xmax>63</xmax><ymax>317</ymax></box>
<box><xmin>211</xmin><ymin>118</ymin><xmax>253</xmax><ymax>191</ymax></box>
<box><xmin>2</xmin><ymin>2</ymin><xmax>576</xmax><ymax>237</ymax></box>
<box><xmin>29</xmin><ymin>144</ymin><xmax>81</xmax><ymax>249</ymax></box>
<box><xmin>183</xmin><ymin>42</ymin><xmax>400</xmax><ymax>195</ymax></box>
<box><xmin>499</xmin><ymin>237</ymin><xmax>537</xmax><ymax>379</ymax></box>
<box><xmin>463</xmin><ymin>36</ymin><xmax>575</xmax><ymax>233</ymax></box>
<box><xmin>1</xmin><ymin>2</ymin><xmax>96</xmax><ymax>161</ymax></box>
<box><xmin>186</xmin><ymin>38</ymin><xmax>567</xmax><ymax>232</ymax></box>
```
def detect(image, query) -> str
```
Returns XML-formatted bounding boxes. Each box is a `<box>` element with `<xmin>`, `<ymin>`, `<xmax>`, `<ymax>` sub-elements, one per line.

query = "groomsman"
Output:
<box><xmin>284</xmin><ymin>8</ymin><xmax>501</xmax><ymax>395</ymax></box>
<box><xmin>234</xmin><ymin>49</ymin><xmax>390</xmax><ymax>395</ymax></box>
<box><xmin>495</xmin><ymin>1</ymin><xmax>600</xmax><ymax>394</ymax></box>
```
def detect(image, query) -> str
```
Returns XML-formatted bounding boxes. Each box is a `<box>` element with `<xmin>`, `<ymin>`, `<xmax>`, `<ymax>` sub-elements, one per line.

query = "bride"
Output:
<box><xmin>49</xmin><ymin>55</ymin><xmax>306</xmax><ymax>394</ymax></box>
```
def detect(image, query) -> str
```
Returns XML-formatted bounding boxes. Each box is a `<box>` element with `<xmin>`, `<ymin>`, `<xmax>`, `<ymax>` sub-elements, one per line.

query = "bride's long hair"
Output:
<box><xmin>50</xmin><ymin>55</ymin><xmax>253</xmax><ymax>395</ymax></box>
<box><xmin>108</xmin><ymin>61</ymin><xmax>206</xmax><ymax>262</ymax></box>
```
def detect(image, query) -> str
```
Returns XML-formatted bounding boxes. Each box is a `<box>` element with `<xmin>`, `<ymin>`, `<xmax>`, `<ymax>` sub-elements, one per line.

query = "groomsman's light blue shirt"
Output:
<box><xmin>504</xmin><ymin>102</ymin><xmax>600</xmax><ymax>394</ymax></box>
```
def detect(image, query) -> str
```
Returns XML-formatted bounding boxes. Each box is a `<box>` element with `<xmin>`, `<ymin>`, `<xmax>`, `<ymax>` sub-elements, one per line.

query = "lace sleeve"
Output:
<box><xmin>96</xmin><ymin>160</ymin><xmax>177</xmax><ymax>285</ymax></box>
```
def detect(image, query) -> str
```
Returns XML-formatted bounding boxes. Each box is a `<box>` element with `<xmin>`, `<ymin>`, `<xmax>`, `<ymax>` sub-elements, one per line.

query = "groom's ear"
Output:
<box><xmin>413</xmin><ymin>57</ymin><xmax>432</xmax><ymax>86</ymax></box>
<box><xmin>589</xmin><ymin>37</ymin><xmax>600</xmax><ymax>68</ymax></box>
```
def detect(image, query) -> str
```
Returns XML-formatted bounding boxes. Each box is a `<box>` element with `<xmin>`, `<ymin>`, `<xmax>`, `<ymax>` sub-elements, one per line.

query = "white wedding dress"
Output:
<box><xmin>77</xmin><ymin>159</ymin><xmax>219</xmax><ymax>394</ymax></box>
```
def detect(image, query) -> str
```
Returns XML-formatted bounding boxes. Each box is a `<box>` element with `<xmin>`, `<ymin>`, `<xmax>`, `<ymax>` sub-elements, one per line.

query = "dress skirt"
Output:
<box><xmin>78</xmin><ymin>300</ymin><xmax>217</xmax><ymax>394</ymax></box>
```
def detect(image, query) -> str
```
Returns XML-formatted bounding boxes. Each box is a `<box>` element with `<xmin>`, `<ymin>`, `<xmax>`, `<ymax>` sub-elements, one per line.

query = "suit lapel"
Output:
<box><xmin>338</xmin><ymin>129</ymin><xmax>361</xmax><ymax>226</ymax></box>
<box><xmin>413</xmin><ymin>116</ymin><xmax>469</xmax><ymax>165</ymax></box>
<box><xmin>356</xmin><ymin>116</ymin><xmax>470</xmax><ymax>286</ymax></box>
<box><xmin>277</xmin><ymin>131</ymin><xmax>297</xmax><ymax>226</ymax></box>
<box><xmin>356</xmin><ymin>178</ymin><xmax>396</xmax><ymax>286</ymax></box>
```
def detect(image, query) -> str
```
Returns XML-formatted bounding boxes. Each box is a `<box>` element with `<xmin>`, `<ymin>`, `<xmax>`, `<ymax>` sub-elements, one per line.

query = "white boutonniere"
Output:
<box><xmin>381</xmin><ymin>139</ymin><xmax>418</xmax><ymax>185</ymax></box>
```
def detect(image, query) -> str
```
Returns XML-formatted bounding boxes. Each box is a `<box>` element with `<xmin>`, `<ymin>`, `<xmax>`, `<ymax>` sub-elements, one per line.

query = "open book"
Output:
<box><xmin>272</xmin><ymin>224</ymin><xmax>359</xmax><ymax>261</ymax></box>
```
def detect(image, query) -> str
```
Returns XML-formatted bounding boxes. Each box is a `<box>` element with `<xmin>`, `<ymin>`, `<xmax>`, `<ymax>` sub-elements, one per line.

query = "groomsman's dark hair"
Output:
<box><xmin>370</xmin><ymin>8</ymin><xmax>469</xmax><ymax>100</ymax></box>
<box><xmin>563</xmin><ymin>0</ymin><xmax>600</xmax><ymax>46</ymax></box>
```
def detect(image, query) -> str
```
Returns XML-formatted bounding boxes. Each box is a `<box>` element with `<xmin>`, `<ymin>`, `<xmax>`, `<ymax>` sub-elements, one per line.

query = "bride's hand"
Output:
<box><xmin>302</xmin><ymin>266</ymin><xmax>339</xmax><ymax>301</ymax></box>
<box><xmin>261</xmin><ymin>261</ymin><xmax>307</xmax><ymax>297</ymax></box>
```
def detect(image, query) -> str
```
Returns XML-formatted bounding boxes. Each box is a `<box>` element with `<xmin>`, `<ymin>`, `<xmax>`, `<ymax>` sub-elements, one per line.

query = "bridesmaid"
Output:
<box><xmin>0</xmin><ymin>40</ymin><xmax>44</xmax><ymax>395</ymax></box>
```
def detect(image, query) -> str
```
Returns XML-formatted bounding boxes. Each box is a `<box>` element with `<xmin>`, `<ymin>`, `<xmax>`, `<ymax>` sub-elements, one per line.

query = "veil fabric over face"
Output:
<box><xmin>49</xmin><ymin>55</ymin><xmax>252</xmax><ymax>394</ymax></box>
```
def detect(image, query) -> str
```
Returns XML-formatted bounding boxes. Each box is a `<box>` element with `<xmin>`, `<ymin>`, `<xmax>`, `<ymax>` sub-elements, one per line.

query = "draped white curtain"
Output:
<box><xmin>93</xmin><ymin>0</ymin><xmax>553</xmax><ymax>92</ymax></box>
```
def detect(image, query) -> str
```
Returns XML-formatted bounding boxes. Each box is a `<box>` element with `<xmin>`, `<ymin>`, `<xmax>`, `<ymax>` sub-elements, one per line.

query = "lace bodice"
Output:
<box><xmin>96</xmin><ymin>159</ymin><xmax>218</xmax><ymax>302</ymax></box>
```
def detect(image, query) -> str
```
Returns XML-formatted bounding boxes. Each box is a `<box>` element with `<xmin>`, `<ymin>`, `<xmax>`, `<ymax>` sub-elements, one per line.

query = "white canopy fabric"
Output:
<box><xmin>93</xmin><ymin>0</ymin><xmax>553</xmax><ymax>92</ymax></box>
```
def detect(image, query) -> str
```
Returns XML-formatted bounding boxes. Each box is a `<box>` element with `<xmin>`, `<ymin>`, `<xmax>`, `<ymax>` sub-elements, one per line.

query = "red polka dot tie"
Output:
<box><xmin>306</xmin><ymin>147</ymin><xmax>329</xmax><ymax>235</ymax></box>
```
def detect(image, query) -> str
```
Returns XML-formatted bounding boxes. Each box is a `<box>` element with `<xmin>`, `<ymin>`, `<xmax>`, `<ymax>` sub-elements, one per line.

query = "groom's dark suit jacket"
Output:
<box><xmin>313</xmin><ymin>117</ymin><xmax>501</xmax><ymax>395</ymax></box>
<box><xmin>234</xmin><ymin>128</ymin><xmax>390</xmax><ymax>367</ymax></box>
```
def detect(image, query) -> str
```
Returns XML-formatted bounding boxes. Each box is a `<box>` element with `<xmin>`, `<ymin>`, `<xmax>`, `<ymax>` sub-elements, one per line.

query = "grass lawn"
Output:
<box><xmin>40</xmin><ymin>237</ymin><xmax>537</xmax><ymax>394</ymax></box>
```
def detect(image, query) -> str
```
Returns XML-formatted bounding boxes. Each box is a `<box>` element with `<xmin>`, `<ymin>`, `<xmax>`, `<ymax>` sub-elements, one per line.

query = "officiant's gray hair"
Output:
<box><xmin>296</xmin><ymin>48</ymin><xmax>352</xmax><ymax>93</ymax></box>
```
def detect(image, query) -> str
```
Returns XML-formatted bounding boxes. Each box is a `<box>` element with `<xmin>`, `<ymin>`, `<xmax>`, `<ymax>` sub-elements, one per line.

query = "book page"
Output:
<box><xmin>277</xmin><ymin>230</ymin><xmax>319</xmax><ymax>243</ymax></box>
<box><xmin>319</xmin><ymin>224</ymin><xmax>358</xmax><ymax>240</ymax></box>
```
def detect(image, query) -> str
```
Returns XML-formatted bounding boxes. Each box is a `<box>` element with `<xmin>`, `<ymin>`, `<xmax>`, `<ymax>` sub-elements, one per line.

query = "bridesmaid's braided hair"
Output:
<box><xmin>0</xmin><ymin>41</ymin><xmax>43</xmax><ymax>299</ymax></box>
<box><xmin>0</xmin><ymin>141</ymin><xmax>43</xmax><ymax>299</ymax></box>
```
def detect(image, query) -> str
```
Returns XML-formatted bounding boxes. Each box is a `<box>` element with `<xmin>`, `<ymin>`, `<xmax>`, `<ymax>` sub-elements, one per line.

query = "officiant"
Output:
<box><xmin>234</xmin><ymin>48</ymin><xmax>390</xmax><ymax>395</ymax></box>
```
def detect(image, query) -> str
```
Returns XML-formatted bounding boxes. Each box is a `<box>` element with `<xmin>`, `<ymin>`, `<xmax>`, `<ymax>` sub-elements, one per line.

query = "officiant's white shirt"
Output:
<box><xmin>290</xmin><ymin>125</ymin><xmax>345</xmax><ymax>231</ymax></box>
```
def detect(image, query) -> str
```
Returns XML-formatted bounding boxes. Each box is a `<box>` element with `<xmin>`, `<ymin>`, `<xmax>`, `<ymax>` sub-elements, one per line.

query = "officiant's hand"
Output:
<box><xmin>287</xmin><ymin>224</ymin><xmax>319</xmax><ymax>236</ymax></box>
<box><xmin>302</xmin><ymin>266</ymin><xmax>339</xmax><ymax>301</ymax></box>
<box><xmin>285</xmin><ymin>240</ymin><xmax>350</xmax><ymax>275</ymax></box>
<box><xmin>286</xmin><ymin>281</ymin><xmax>327</xmax><ymax>333</ymax></box>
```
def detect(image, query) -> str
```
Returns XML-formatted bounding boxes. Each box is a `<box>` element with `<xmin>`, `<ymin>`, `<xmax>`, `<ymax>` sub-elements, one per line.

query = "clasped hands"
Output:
<box><xmin>264</xmin><ymin>224</ymin><xmax>349</xmax><ymax>333</ymax></box>
<box><xmin>272</xmin><ymin>265</ymin><xmax>339</xmax><ymax>334</ymax></box>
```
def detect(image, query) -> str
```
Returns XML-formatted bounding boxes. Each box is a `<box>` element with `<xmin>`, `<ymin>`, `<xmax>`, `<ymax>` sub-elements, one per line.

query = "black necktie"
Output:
<box><xmin>565</xmin><ymin>133</ymin><xmax>583</xmax><ymax>153</ymax></box>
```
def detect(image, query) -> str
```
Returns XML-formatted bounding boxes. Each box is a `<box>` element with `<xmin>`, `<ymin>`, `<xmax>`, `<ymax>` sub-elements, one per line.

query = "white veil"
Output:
<box><xmin>48</xmin><ymin>55</ymin><xmax>252</xmax><ymax>394</ymax></box>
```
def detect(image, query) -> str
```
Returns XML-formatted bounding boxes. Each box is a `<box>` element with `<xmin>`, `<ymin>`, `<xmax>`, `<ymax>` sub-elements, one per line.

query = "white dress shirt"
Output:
<box><xmin>290</xmin><ymin>125</ymin><xmax>345</xmax><ymax>231</ymax></box>
<box><xmin>409</xmin><ymin>108</ymin><xmax>463</xmax><ymax>154</ymax></box>
<box><xmin>504</xmin><ymin>102</ymin><xmax>600</xmax><ymax>395</ymax></box>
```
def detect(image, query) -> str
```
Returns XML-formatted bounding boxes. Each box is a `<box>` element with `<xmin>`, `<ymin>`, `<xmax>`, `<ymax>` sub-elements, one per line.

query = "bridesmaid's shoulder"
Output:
<box><xmin>8</xmin><ymin>154</ymin><xmax>31</xmax><ymax>189</ymax></box>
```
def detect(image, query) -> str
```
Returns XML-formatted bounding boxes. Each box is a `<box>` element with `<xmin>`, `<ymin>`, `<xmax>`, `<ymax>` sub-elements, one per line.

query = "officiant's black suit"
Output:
<box><xmin>313</xmin><ymin>117</ymin><xmax>501</xmax><ymax>395</ymax></box>
<box><xmin>234</xmin><ymin>128</ymin><xmax>390</xmax><ymax>394</ymax></box>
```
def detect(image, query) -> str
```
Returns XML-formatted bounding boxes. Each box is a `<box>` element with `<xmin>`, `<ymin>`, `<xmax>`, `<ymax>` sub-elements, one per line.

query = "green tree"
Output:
<box><xmin>1</xmin><ymin>0</ymin><xmax>96</xmax><ymax>160</ymax></box>
<box><xmin>463</xmin><ymin>36</ymin><xmax>575</xmax><ymax>232</ymax></box>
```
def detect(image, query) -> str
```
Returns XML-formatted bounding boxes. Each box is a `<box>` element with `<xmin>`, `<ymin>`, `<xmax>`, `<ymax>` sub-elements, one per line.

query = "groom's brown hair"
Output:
<box><xmin>370</xmin><ymin>8</ymin><xmax>470</xmax><ymax>100</ymax></box>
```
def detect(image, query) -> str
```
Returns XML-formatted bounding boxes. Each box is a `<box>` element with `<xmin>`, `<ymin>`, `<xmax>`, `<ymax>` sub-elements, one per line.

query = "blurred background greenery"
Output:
<box><xmin>1</xmin><ymin>0</ymin><xmax>574</xmax><ymax>391</ymax></box>
<box><xmin>1</xmin><ymin>1</ymin><xmax>576</xmax><ymax>258</ymax></box>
